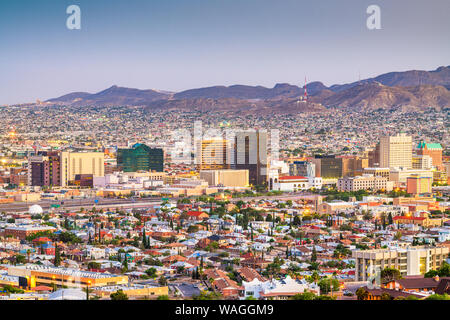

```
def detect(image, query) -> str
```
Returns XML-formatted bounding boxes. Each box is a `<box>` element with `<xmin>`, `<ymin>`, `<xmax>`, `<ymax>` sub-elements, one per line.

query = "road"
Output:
<box><xmin>229</xmin><ymin>192</ymin><xmax>318</xmax><ymax>202</ymax></box>
<box><xmin>169</xmin><ymin>283</ymin><xmax>201</xmax><ymax>298</ymax></box>
<box><xmin>0</xmin><ymin>191</ymin><xmax>316</xmax><ymax>213</ymax></box>
<box><xmin>0</xmin><ymin>197</ymin><xmax>164</xmax><ymax>213</ymax></box>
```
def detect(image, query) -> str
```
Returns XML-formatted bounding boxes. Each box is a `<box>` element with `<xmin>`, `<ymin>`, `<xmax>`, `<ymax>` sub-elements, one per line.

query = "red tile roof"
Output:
<box><xmin>393</xmin><ymin>216</ymin><xmax>426</xmax><ymax>221</ymax></box>
<box><xmin>278</xmin><ymin>176</ymin><xmax>308</xmax><ymax>180</ymax></box>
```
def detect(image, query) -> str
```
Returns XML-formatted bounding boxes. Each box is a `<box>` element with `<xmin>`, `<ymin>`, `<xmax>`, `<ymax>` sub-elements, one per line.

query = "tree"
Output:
<box><xmin>438</xmin><ymin>262</ymin><xmax>450</xmax><ymax>277</ymax></box>
<box><xmin>309</xmin><ymin>271</ymin><xmax>320</xmax><ymax>283</ymax></box>
<box><xmin>87</xmin><ymin>261</ymin><xmax>101</xmax><ymax>270</ymax></box>
<box><xmin>311</xmin><ymin>246</ymin><xmax>317</xmax><ymax>262</ymax></box>
<box><xmin>15</xmin><ymin>254</ymin><xmax>26</xmax><ymax>265</ymax></box>
<box><xmin>425</xmin><ymin>262</ymin><xmax>450</xmax><ymax>278</ymax></box>
<box><xmin>425</xmin><ymin>294</ymin><xmax>450</xmax><ymax>300</ymax></box>
<box><xmin>424</xmin><ymin>270</ymin><xmax>438</xmax><ymax>278</ymax></box>
<box><xmin>142</xmin><ymin>229</ymin><xmax>147</xmax><ymax>248</ymax></box>
<box><xmin>380</xmin><ymin>267</ymin><xmax>401</xmax><ymax>284</ymax></box>
<box><xmin>54</xmin><ymin>244</ymin><xmax>61</xmax><ymax>267</ymax></box>
<box><xmin>192</xmin><ymin>291</ymin><xmax>222</xmax><ymax>300</ymax></box>
<box><xmin>355</xmin><ymin>287</ymin><xmax>369</xmax><ymax>300</ymax></box>
<box><xmin>388</xmin><ymin>212</ymin><xmax>393</xmax><ymax>225</ymax></box>
<box><xmin>318</xmin><ymin>278</ymin><xmax>339</xmax><ymax>294</ymax></box>
<box><xmin>122</xmin><ymin>257</ymin><xmax>128</xmax><ymax>271</ymax></box>
<box><xmin>380</xmin><ymin>292</ymin><xmax>392</xmax><ymax>300</ymax></box>
<box><xmin>110</xmin><ymin>289</ymin><xmax>128</xmax><ymax>300</ymax></box>
<box><xmin>394</xmin><ymin>231</ymin><xmax>402</xmax><ymax>240</ymax></box>
<box><xmin>158</xmin><ymin>275</ymin><xmax>168</xmax><ymax>286</ymax></box>
<box><xmin>291</xmin><ymin>292</ymin><xmax>317</xmax><ymax>300</ymax></box>
<box><xmin>145</xmin><ymin>267</ymin><xmax>157</xmax><ymax>278</ymax></box>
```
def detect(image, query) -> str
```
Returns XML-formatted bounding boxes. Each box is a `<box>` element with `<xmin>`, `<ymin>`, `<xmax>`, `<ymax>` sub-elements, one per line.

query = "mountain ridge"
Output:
<box><xmin>44</xmin><ymin>66</ymin><xmax>450</xmax><ymax>111</ymax></box>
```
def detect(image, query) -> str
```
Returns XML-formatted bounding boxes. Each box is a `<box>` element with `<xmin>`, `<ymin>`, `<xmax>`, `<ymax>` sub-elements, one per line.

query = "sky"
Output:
<box><xmin>0</xmin><ymin>0</ymin><xmax>449</xmax><ymax>105</ymax></box>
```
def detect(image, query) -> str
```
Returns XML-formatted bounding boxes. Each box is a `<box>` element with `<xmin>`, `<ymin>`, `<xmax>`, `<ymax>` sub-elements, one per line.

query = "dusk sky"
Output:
<box><xmin>1</xmin><ymin>0</ymin><xmax>449</xmax><ymax>105</ymax></box>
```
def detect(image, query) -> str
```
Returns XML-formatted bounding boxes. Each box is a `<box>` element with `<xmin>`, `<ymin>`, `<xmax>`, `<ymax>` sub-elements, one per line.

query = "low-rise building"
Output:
<box><xmin>337</xmin><ymin>175</ymin><xmax>393</xmax><ymax>192</ymax></box>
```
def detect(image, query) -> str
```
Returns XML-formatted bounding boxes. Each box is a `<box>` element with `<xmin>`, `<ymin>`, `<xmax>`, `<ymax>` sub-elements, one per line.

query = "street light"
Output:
<box><xmin>52</xmin><ymin>275</ymin><xmax>56</xmax><ymax>291</ymax></box>
<box><xmin>86</xmin><ymin>280</ymin><xmax>91</xmax><ymax>300</ymax></box>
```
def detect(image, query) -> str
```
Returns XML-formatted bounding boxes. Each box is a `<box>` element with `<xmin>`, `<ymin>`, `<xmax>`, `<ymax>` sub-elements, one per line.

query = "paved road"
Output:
<box><xmin>229</xmin><ymin>192</ymin><xmax>317</xmax><ymax>202</ymax></box>
<box><xmin>0</xmin><ymin>197</ymin><xmax>164</xmax><ymax>213</ymax></box>
<box><xmin>170</xmin><ymin>283</ymin><xmax>201</xmax><ymax>298</ymax></box>
<box><xmin>0</xmin><ymin>191</ymin><xmax>314</xmax><ymax>213</ymax></box>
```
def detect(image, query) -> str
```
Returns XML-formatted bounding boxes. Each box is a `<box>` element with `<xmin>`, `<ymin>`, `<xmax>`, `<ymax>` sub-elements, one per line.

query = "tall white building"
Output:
<box><xmin>379</xmin><ymin>133</ymin><xmax>412</xmax><ymax>169</ymax></box>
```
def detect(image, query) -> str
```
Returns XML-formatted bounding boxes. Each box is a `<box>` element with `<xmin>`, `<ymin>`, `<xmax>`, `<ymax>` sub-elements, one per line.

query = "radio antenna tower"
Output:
<box><xmin>304</xmin><ymin>77</ymin><xmax>308</xmax><ymax>102</ymax></box>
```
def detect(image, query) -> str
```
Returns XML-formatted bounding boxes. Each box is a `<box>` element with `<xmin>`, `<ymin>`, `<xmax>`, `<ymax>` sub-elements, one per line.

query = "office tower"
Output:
<box><xmin>117</xmin><ymin>143</ymin><xmax>164</xmax><ymax>173</ymax></box>
<box><xmin>340</xmin><ymin>155</ymin><xmax>368</xmax><ymax>177</ymax></box>
<box><xmin>60</xmin><ymin>151</ymin><xmax>104</xmax><ymax>186</ymax></box>
<box><xmin>233</xmin><ymin>130</ymin><xmax>268</xmax><ymax>186</ymax></box>
<box><xmin>379</xmin><ymin>133</ymin><xmax>412</xmax><ymax>168</ymax></box>
<box><xmin>196</xmin><ymin>138</ymin><xmax>230</xmax><ymax>170</ymax></box>
<box><xmin>416</xmin><ymin>141</ymin><xmax>443</xmax><ymax>170</ymax></box>
<box><xmin>311</xmin><ymin>155</ymin><xmax>343</xmax><ymax>179</ymax></box>
<box><xmin>28</xmin><ymin>151</ymin><xmax>61</xmax><ymax>187</ymax></box>
<box><xmin>368</xmin><ymin>143</ymin><xmax>380</xmax><ymax>167</ymax></box>
<box><xmin>412</xmin><ymin>155</ymin><xmax>433</xmax><ymax>170</ymax></box>
<box><xmin>289</xmin><ymin>161</ymin><xmax>315</xmax><ymax>177</ymax></box>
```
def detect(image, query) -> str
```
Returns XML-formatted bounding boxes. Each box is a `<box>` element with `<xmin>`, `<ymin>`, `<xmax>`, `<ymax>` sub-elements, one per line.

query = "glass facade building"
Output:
<box><xmin>117</xmin><ymin>144</ymin><xmax>164</xmax><ymax>172</ymax></box>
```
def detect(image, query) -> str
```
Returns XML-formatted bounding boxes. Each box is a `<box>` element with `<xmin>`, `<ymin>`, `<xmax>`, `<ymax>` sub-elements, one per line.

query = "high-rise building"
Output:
<box><xmin>196</xmin><ymin>139</ymin><xmax>230</xmax><ymax>170</ymax></box>
<box><xmin>233</xmin><ymin>130</ymin><xmax>268</xmax><ymax>186</ymax></box>
<box><xmin>340</xmin><ymin>155</ymin><xmax>368</xmax><ymax>177</ymax></box>
<box><xmin>60</xmin><ymin>151</ymin><xmax>104</xmax><ymax>187</ymax></box>
<box><xmin>416</xmin><ymin>141</ymin><xmax>443</xmax><ymax>170</ymax></box>
<box><xmin>28</xmin><ymin>151</ymin><xmax>61</xmax><ymax>187</ymax></box>
<box><xmin>289</xmin><ymin>161</ymin><xmax>315</xmax><ymax>177</ymax></box>
<box><xmin>368</xmin><ymin>143</ymin><xmax>380</xmax><ymax>167</ymax></box>
<box><xmin>412</xmin><ymin>155</ymin><xmax>433</xmax><ymax>170</ymax></box>
<box><xmin>311</xmin><ymin>155</ymin><xmax>343</xmax><ymax>179</ymax></box>
<box><xmin>117</xmin><ymin>144</ymin><xmax>164</xmax><ymax>173</ymax></box>
<box><xmin>379</xmin><ymin>133</ymin><xmax>412</xmax><ymax>169</ymax></box>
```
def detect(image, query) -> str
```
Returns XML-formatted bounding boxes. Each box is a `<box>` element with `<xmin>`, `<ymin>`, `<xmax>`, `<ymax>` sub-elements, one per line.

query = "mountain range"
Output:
<box><xmin>45</xmin><ymin>66</ymin><xmax>450</xmax><ymax>113</ymax></box>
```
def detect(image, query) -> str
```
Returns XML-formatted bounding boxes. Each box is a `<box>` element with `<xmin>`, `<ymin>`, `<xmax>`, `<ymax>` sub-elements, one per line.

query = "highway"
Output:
<box><xmin>0</xmin><ymin>191</ymin><xmax>316</xmax><ymax>213</ymax></box>
<box><xmin>0</xmin><ymin>197</ymin><xmax>164</xmax><ymax>213</ymax></box>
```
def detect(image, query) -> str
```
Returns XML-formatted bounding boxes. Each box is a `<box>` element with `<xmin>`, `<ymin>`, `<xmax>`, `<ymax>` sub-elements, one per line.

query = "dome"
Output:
<box><xmin>48</xmin><ymin>289</ymin><xmax>86</xmax><ymax>300</ymax></box>
<box><xmin>29</xmin><ymin>204</ymin><xmax>43</xmax><ymax>215</ymax></box>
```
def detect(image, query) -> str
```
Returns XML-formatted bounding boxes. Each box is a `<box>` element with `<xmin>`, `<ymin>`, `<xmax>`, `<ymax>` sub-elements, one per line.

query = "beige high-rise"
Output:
<box><xmin>379</xmin><ymin>133</ymin><xmax>412</xmax><ymax>169</ymax></box>
<box><xmin>60</xmin><ymin>152</ymin><xmax>105</xmax><ymax>186</ymax></box>
<box><xmin>196</xmin><ymin>139</ymin><xmax>230</xmax><ymax>170</ymax></box>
